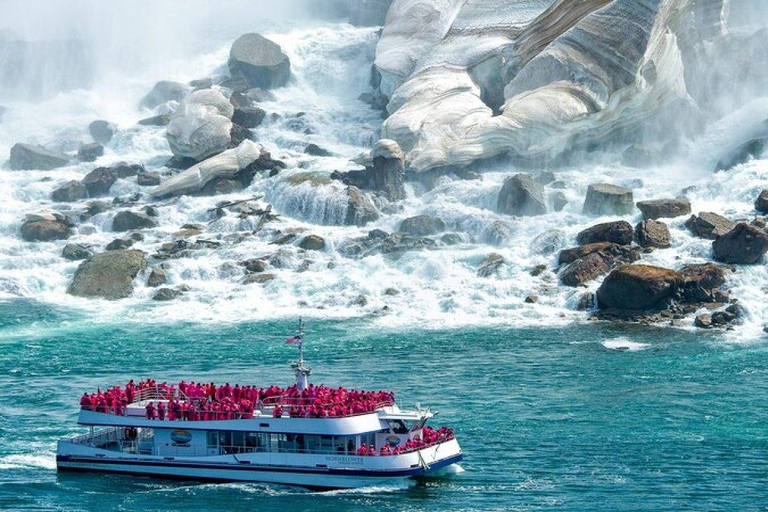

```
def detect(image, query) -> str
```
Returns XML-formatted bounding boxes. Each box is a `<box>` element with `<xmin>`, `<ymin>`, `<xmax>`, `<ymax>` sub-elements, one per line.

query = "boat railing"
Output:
<box><xmin>66</xmin><ymin>427</ymin><xmax>122</xmax><ymax>446</ymax></box>
<box><xmin>134</xmin><ymin>386</ymin><xmax>189</xmax><ymax>403</ymax></box>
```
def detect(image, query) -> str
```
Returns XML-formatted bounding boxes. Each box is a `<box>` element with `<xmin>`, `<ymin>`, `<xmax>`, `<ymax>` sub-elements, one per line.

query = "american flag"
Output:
<box><xmin>285</xmin><ymin>336</ymin><xmax>302</xmax><ymax>345</ymax></box>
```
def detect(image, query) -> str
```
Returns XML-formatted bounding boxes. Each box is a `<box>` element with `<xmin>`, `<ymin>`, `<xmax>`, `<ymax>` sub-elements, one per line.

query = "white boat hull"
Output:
<box><xmin>56</xmin><ymin>439</ymin><xmax>463</xmax><ymax>490</ymax></box>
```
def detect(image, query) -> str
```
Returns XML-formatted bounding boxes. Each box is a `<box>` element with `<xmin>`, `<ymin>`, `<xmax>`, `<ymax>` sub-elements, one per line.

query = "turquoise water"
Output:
<box><xmin>1</xmin><ymin>298</ymin><xmax>768</xmax><ymax>511</ymax></box>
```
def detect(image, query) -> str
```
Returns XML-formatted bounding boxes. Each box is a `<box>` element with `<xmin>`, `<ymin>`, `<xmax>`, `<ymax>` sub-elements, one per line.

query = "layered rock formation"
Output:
<box><xmin>375</xmin><ymin>0</ymin><xmax>729</xmax><ymax>172</ymax></box>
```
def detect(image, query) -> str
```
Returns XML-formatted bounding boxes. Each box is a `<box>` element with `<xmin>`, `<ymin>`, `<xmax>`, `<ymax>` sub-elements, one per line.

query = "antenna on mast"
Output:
<box><xmin>289</xmin><ymin>318</ymin><xmax>311</xmax><ymax>391</ymax></box>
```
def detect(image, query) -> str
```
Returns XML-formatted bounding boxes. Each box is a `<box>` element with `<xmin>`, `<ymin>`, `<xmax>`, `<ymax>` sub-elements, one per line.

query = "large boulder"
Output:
<box><xmin>82</xmin><ymin>167</ymin><xmax>118</xmax><ymax>197</ymax></box>
<box><xmin>497</xmin><ymin>174</ymin><xmax>547</xmax><ymax>216</ymax></box>
<box><xmin>88</xmin><ymin>120</ymin><xmax>116</xmax><ymax>145</ymax></box>
<box><xmin>559</xmin><ymin>242</ymin><xmax>639</xmax><ymax>265</ymax></box>
<box><xmin>9</xmin><ymin>143</ymin><xmax>69</xmax><ymax>170</ymax></box>
<box><xmin>77</xmin><ymin>142</ymin><xmax>104</xmax><ymax>162</ymax></box>
<box><xmin>62</xmin><ymin>243</ymin><xmax>93</xmax><ymax>261</ymax></box>
<box><xmin>67</xmin><ymin>250</ymin><xmax>146</xmax><ymax>300</ymax></box>
<box><xmin>113</xmin><ymin>210</ymin><xmax>158</xmax><ymax>232</ymax></box>
<box><xmin>679</xmin><ymin>263</ymin><xmax>726</xmax><ymax>303</ymax></box>
<box><xmin>685</xmin><ymin>212</ymin><xmax>735</xmax><ymax>240</ymax></box>
<box><xmin>298</xmin><ymin>235</ymin><xmax>326</xmax><ymax>251</ymax></box>
<box><xmin>715</xmin><ymin>138</ymin><xmax>768</xmax><ymax>171</ymax></box>
<box><xmin>332</xmin><ymin>139</ymin><xmax>406</xmax><ymax>202</ymax></box>
<box><xmin>712</xmin><ymin>223</ymin><xmax>768</xmax><ymax>264</ymax></box>
<box><xmin>596</xmin><ymin>265</ymin><xmax>683</xmax><ymax>311</ymax></box>
<box><xmin>20</xmin><ymin>212</ymin><xmax>72</xmax><ymax>242</ymax></box>
<box><xmin>477</xmin><ymin>253</ymin><xmax>504</xmax><ymax>277</ymax></box>
<box><xmin>755</xmin><ymin>190</ymin><xmax>768</xmax><ymax>214</ymax></box>
<box><xmin>398</xmin><ymin>215</ymin><xmax>445</xmax><ymax>236</ymax></box>
<box><xmin>232</xmin><ymin>106</ymin><xmax>266</xmax><ymax>128</ymax></box>
<box><xmin>139</xmin><ymin>80</ymin><xmax>188</xmax><ymax>109</ymax></box>
<box><xmin>636</xmin><ymin>198</ymin><xmax>691</xmax><ymax>220</ymax></box>
<box><xmin>52</xmin><ymin>180</ymin><xmax>87</xmax><ymax>203</ymax></box>
<box><xmin>559</xmin><ymin>243</ymin><xmax>640</xmax><ymax>287</ymax></box>
<box><xmin>228</xmin><ymin>33</ymin><xmax>290</xmax><ymax>90</ymax></box>
<box><xmin>582</xmin><ymin>183</ymin><xmax>633</xmax><ymax>216</ymax></box>
<box><xmin>345</xmin><ymin>186</ymin><xmax>380</xmax><ymax>226</ymax></box>
<box><xmin>167</xmin><ymin>89</ymin><xmax>234</xmax><ymax>161</ymax></box>
<box><xmin>576</xmin><ymin>221</ymin><xmax>633</xmax><ymax>246</ymax></box>
<box><xmin>635</xmin><ymin>220</ymin><xmax>671</xmax><ymax>248</ymax></box>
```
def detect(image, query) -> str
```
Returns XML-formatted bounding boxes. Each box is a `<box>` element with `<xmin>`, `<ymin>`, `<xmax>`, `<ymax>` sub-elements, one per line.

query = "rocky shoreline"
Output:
<box><xmin>3</xmin><ymin>20</ymin><xmax>768</xmax><ymax>333</ymax></box>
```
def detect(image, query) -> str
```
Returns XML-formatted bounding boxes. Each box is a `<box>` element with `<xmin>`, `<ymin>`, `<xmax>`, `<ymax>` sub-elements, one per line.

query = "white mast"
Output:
<box><xmin>291</xmin><ymin>319</ymin><xmax>311</xmax><ymax>391</ymax></box>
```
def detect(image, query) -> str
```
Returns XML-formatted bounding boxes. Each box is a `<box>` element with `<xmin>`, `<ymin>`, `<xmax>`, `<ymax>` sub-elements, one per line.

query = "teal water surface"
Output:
<box><xmin>1</xmin><ymin>298</ymin><xmax>767</xmax><ymax>511</ymax></box>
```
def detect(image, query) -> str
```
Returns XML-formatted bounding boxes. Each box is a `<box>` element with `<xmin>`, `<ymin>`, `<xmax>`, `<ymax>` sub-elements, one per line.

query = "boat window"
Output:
<box><xmin>386</xmin><ymin>420</ymin><xmax>409</xmax><ymax>434</ymax></box>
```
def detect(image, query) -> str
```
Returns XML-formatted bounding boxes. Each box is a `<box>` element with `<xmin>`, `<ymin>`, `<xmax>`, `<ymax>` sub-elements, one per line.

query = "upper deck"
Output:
<box><xmin>77</xmin><ymin>379</ymin><xmax>428</xmax><ymax>435</ymax></box>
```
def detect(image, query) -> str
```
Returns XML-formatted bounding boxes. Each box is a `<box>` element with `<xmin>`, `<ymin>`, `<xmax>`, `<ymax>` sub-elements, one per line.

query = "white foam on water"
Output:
<box><xmin>0</xmin><ymin>453</ymin><xmax>57</xmax><ymax>470</ymax></box>
<box><xmin>601</xmin><ymin>338</ymin><xmax>651</xmax><ymax>352</ymax></box>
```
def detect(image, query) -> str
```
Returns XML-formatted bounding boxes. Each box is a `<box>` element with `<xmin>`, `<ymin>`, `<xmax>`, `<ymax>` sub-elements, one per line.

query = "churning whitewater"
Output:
<box><xmin>1</xmin><ymin>0</ymin><xmax>768</xmax><ymax>338</ymax></box>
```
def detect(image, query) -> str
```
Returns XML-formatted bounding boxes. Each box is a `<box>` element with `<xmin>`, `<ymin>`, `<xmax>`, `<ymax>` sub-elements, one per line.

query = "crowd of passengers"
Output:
<box><xmin>357</xmin><ymin>426</ymin><xmax>455</xmax><ymax>456</ymax></box>
<box><xmin>79</xmin><ymin>379</ymin><xmax>396</xmax><ymax>420</ymax></box>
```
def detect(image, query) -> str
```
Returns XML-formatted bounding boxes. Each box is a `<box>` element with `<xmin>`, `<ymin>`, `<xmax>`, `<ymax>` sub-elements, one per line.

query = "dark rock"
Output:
<box><xmin>229</xmin><ymin>123</ymin><xmax>254</xmax><ymax>148</ymax></box>
<box><xmin>85</xmin><ymin>201</ymin><xmax>111</xmax><ymax>217</ymax></box>
<box><xmin>712</xmin><ymin>223</ymin><xmax>768</xmax><ymax>264</ymax></box>
<box><xmin>711</xmin><ymin>310</ymin><xmax>735</xmax><ymax>326</ymax></box>
<box><xmin>298</xmin><ymin>235</ymin><xmax>326</xmax><ymax>251</ymax></box>
<box><xmin>559</xmin><ymin>242</ymin><xmax>640</xmax><ymax>265</ymax></box>
<box><xmin>105</xmin><ymin>238</ymin><xmax>135</xmax><ymax>251</ymax></box>
<box><xmin>242</xmin><ymin>273</ymin><xmax>276</xmax><ymax>284</ymax></box>
<box><xmin>576</xmin><ymin>221</ymin><xmax>634</xmax><ymax>245</ymax></box>
<box><xmin>530</xmin><ymin>264</ymin><xmax>547</xmax><ymax>277</ymax></box>
<box><xmin>62</xmin><ymin>243</ymin><xmax>92</xmax><ymax>261</ymax></box>
<box><xmin>89</xmin><ymin>120</ymin><xmax>116</xmax><ymax>145</ymax></box>
<box><xmin>228</xmin><ymin>33</ymin><xmax>290</xmax><ymax>90</ymax></box>
<box><xmin>141</xmin><ymin>205</ymin><xmax>159</xmax><ymax>217</ymax></box>
<box><xmin>577</xmin><ymin>292</ymin><xmax>596</xmax><ymax>310</ymax></box>
<box><xmin>111</xmin><ymin>163</ymin><xmax>144</xmax><ymax>178</ymax></box>
<box><xmin>524</xmin><ymin>295</ymin><xmax>539</xmax><ymax>304</ymax></box>
<box><xmin>138</xmin><ymin>114</ymin><xmax>172</xmax><ymax>127</ymax></box>
<box><xmin>165</xmin><ymin>155</ymin><xmax>198</xmax><ymax>170</ymax></box>
<box><xmin>77</xmin><ymin>142</ymin><xmax>104</xmax><ymax>162</ymax></box>
<box><xmin>535</xmin><ymin>171</ymin><xmax>556</xmax><ymax>185</ymax></box>
<box><xmin>560</xmin><ymin>253</ymin><xmax>610</xmax><ymax>287</ymax></box>
<box><xmin>679</xmin><ymin>263</ymin><xmax>726</xmax><ymax>303</ymax></box>
<box><xmin>398</xmin><ymin>215</ymin><xmax>445</xmax><ymax>236</ymax></box>
<box><xmin>147</xmin><ymin>268</ymin><xmax>167</xmax><ymax>287</ymax></box>
<box><xmin>67</xmin><ymin>250</ymin><xmax>146</xmax><ymax>299</ymax></box>
<box><xmin>383</xmin><ymin>287</ymin><xmax>399</xmax><ymax>296</ymax></box>
<box><xmin>52</xmin><ymin>180</ymin><xmax>87</xmax><ymax>202</ymax></box>
<box><xmin>477</xmin><ymin>254</ymin><xmax>504</xmax><ymax>277</ymax></box>
<box><xmin>715</xmin><ymin>138</ymin><xmax>768</xmax><ymax>171</ymax></box>
<box><xmin>232</xmin><ymin>106</ymin><xmax>266</xmax><ymax>128</ymax></box>
<box><xmin>137</xmin><ymin>172</ymin><xmax>161</xmax><ymax>186</ymax></box>
<box><xmin>755</xmin><ymin>190</ymin><xmax>768</xmax><ymax>213</ymax></box>
<box><xmin>635</xmin><ymin>220</ymin><xmax>671</xmax><ymax>248</ymax></box>
<box><xmin>139</xmin><ymin>80</ymin><xmax>188</xmax><ymax>109</ymax></box>
<box><xmin>345</xmin><ymin>186</ymin><xmax>380</xmax><ymax>226</ymax></box>
<box><xmin>331</xmin><ymin>140</ymin><xmax>405</xmax><ymax>202</ymax></box>
<box><xmin>112</xmin><ymin>210</ymin><xmax>158</xmax><ymax>232</ymax></box>
<box><xmin>685</xmin><ymin>212</ymin><xmax>735</xmax><ymax>240</ymax></box>
<box><xmin>272</xmin><ymin>233</ymin><xmax>298</xmax><ymax>245</ymax></box>
<box><xmin>189</xmin><ymin>78</ymin><xmax>213</xmax><ymax>89</ymax></box>
<box><xmin>440</xmin><ymin>233</ymin><xmax>463</xmax><ymax>245</ymax></box>
<box><xmin>596</xmin><ymin>265</ymin><xmax>683</xmax><ymax>311</ymax></box>
<box><xmin>242</xmin><ymin>259</ymin><xmax>267</xmax><ymax>273</ymax></box>
<box><xmin>582</xmin><ymin>183</ymin><xmax>633</xmax><ymax>216</ymax></box>
<box><xmin>497</xmin><ymin>174</ymin><xmax>547</xmax><ymax>216</ymax></box>
<box><xmin>695</xmin><ymin>313</ymin><xmax>712</xmax><ymax>328</ymax></box>
<box><xmin>152</xmin><ymin>287</ymin><xmax>181</xmax><ymax>301</ymax></box>
<box><xmin>82</xmin><ymin>167</ymin><xmax>118</xmax><ymax>197</ymax></box>
<box><xmin>368</xmin><ymin>229</ymin><xmax>389</xmax><ymax>239</ymax></box>
<box><xmin>20</xmin><ymin>214</ymin><xmax>72</xmax><ymax>242</ymax></box>
<box><xmin>636</xmin><ymin>198</ymin><xmax>691</xmax><ymax>220</ymax></box>
<box><xmin>304</xmin><ymin>143</ymin><xmax>332</xmax><ymax>157</ymax></box>
<box><xmin>212</xmin><ymin>179</ymin><xmax>241</xmax><ymax>195</ymax></box>
<box><xmin>9</xmin><ymin>143</ymin><xmax>69</xmax><ymax>170</ymax></box>
<box><xmin>552</xmin><ymin>191</ymin><xmax>568</xmax><ymax>212</ymax></box>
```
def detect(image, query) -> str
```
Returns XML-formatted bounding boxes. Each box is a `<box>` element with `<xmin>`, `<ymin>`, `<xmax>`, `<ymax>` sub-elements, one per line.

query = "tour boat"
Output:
<box><xmin>56</xmin><ymin>326</ymin><xmax>463</xmax><ymax>489</ymax></box>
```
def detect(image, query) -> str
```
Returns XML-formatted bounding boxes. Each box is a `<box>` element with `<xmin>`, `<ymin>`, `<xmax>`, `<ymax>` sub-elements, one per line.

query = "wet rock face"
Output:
<box><xmin>576</xmin><ymin>221</ymin><xmax>634</xmax><ymax>246</ymax></box>
<box><xmin>712</xmin><ymin>223</ymin><xmax>768</xmax><ymax>264</ymax></box>
<box><xmin>596</xmin><ymin>265</ymin><xmax>683</xmax><ymax>311</ymax></box>
<box><xmin>332</xmin><ymin>140</ymin><xmax>406</xmax><ymax>202</ymax></box>
<box><xmin>636</xmin><ymin>198</ymin><xmax>692</xmax><ymax>220</ymax></box>
<box><xmin>52</xmin><ymin>180</ymin><xmax>87</xmax><ymax>203</ymax></box>
<box><xmin>477</xmin><ymin>253</ymin><xmax>504</xmax><ymax>278</ymax></box>
<box><xmin>679</xmin><ymin>263</ymin><xmax>726</xmax><ymax>303</ymax></box>
<box><xmin>228</xmin><ymin>33</ymin><xmax>291</xmax><ymax>90</ymax></box>
<box><xmin>344</xmin><ymin>186</ymin><xmax>380</xmax><ymax>226</ymax></box>
<box><xmin>755</xmin><ymin>189</ymin><xmax>768</xmax><ymax>213</ymax></box>
<box><xmin>398</xmin><ymin>215</ymin><xmax>445</xmax><ymax>236</ymax></box>
<box><xmin>685</xmin><ymin>212</ymin><xmax>735</xmax><ymax>240</ymax></box>
<box><xmin>112</xmin><ymin>211</ymin><xmax>158</xmax><ymax>232</ymax></box>
<box><xmin>232</xmin><ymin>106</ymin><xmax>266</xmax><ymax>128</ymax></box>
<box><xmin>298</xmin><ymin>235</ymin><xmax>326</xmax><ymax>251</ymax></box>
<box><xmin>67</xmin><ymin>250</ymin><xmax>147</xmax><ymax>300</ymax></box>
<box><xmin>62</xmin><ymin>243</ymin><xmax>93</xmax><ymax>261</ymax></box>
<box><xmin>559</xmin><ymin>243</ymin><xmax>640</xmax><ymax>287</ymax></box>
<box><xmin>147</xmin><ymin>268</ymin><xmax>167</xmax><ymax>287</ymax></box>
<box><xmin>139</xmin><ymin>80</ymin><xmax>188</xmax><ymax>109</ymax></box>
<box><xmin>715</xmin><ymin>138</ymin><xmax>768</xmax><ymax>171</ymax></box>
<box><xmin>9</xmin><ymin>143</ymin><xmax>69</xmax><ymax>170</ymax></box>
<box><xmin>20</xmin><ymin>214</ymin><xmax>73</xmax><ymax>242</ymax></box>
<box><xmin>77</xmin><ymin>142</ymin><xmax>104</xmax><ymax>162</ymax></box>
<box><xmin>88</xmin><ymin>120</ymin><xmax>116</xmax><ymax>145</ymax></box>
<box><xmin>152</xmin><ymin>287</ymin><xmax>181</xmax><ymax>301</ymax></box>
<box><xmin>497</xmin><ymin>174</ymin><xmax>547</xmax><ymax>216</ymax></box>
<box><xmin>635</xmin><ymin>220</ymin><xmax>671</xmax><ymax>248</ymax></box>
<box><xmin>582</xmin><ymin>183</ymin><xmax>634</xmax><ymax>216</ymax></box>
<box><xmin>82</xmin><ymin>167</ymin><xmax>118</xmax><ymax>197</ymax></box>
